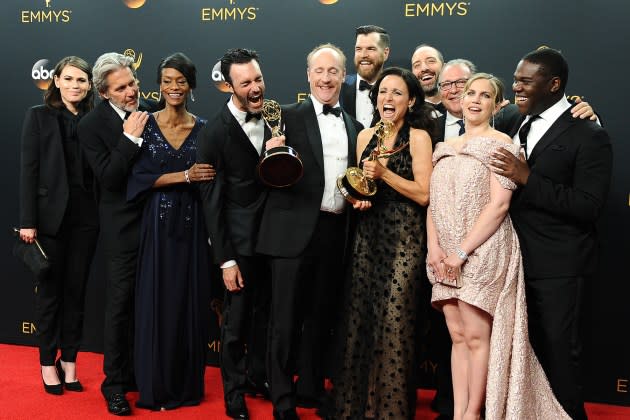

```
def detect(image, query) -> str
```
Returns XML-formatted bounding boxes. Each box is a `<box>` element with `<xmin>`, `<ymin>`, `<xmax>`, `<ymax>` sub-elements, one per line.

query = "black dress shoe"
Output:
<box><xmin>244</xmin><ymin>378</ymin><xmax>271</xmax><ymax>400</ymax></box>
<box><xmin>55</xmin><ymin>359</ymin><xmax>83</xmax><ymax>392</ymax></box>
<box><xmin>273</xmin><ymin>408</ymin><xmax>299</xmax><ymax>420</ymax></box>
<box><xmin>41</xmin><ymin>366</ymin><xmax>63</xmax><ymax>395</ymax></box>
<box><xmin>107</xmin><ymin>393</ymin><xmax>131</xmax><ymax>416</ymax></box>
<box><xmin>225</xmin><ymin>394</ymin><xmax>249</xmax><ymax>419</ymax></box>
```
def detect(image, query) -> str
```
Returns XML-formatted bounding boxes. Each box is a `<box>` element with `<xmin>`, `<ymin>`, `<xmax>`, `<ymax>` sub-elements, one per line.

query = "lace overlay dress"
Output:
<box><xmin>428</xmin><ymin>137</ymin><xmax>570</xmax><ymax>419</ymax></box>
<box><xmin>335</xmin><ymin>125</ymin><xmax>425</xmax><ymax>420</ymax></box>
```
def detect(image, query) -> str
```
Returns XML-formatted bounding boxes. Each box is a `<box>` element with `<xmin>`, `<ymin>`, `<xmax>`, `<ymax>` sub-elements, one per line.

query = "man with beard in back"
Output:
<box><xmin>340</xmin><ymin>25</ymin><xmax>390</xmax><ymax>128</ymax></box>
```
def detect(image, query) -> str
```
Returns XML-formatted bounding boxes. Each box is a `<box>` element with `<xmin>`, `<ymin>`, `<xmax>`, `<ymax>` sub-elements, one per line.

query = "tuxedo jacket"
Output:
<box><xmin>77</xmin><ymin>99</ymin><xmax>150</xmax><ymax>252</ymax></box>
<box><xmin>19</xmin><ymin>105</ymin><xmax>97</xmax><ymax>235</ymax></box>
<box><xmin>256</xmin><ymin>97</ymin><xmax>363</xmax><ymax>258</ymax></box>
<box><xmin>339</xmin><ymin>73</ymin><xmax>358</xmax><ymax>119</ymax></box>
<box><xmin>509</xmin><ymin>108</ymin><xmax>612</xmax><ymax>278</ymax></box>
<box><xmin>197</xmin><ymin>102</ymin><xmax>270</xmax><ymax>264</ymax></box>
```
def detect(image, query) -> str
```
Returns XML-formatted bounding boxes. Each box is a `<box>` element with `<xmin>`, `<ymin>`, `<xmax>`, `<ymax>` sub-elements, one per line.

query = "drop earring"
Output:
<box><xmin>492</xmin><ymin>113</ymin><xmax>495</xmax><ymax>128</ymax></box>
<box><xmin>158</xmin><ymin>90</ymin><xmax>162</xmax><ymax>102</ymax></box>
<box><xmin>190</xmin><ymin>90</ymin><xmax>195</xmax><ymax>102</ymax></box>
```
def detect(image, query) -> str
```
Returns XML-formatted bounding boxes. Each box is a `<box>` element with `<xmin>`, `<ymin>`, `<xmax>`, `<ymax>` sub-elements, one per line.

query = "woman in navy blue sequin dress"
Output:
<box><xmin>127</xmin><ymin>53</ymin><xmax>215</xmax><ymax>410</ymax></box>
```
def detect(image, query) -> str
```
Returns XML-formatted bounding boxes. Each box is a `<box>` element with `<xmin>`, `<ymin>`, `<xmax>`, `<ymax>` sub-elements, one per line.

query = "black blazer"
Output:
<box><xmin>339</xmin><ymin>73</ymin><xmax>358</xmax><ymax>118</ymax></box>
<box><xmin>509</xmin><ymin>108</ymin><xmax>613</xmax><ymax>278</ymax></box>
<box><xmin>256</xmin><ymin>97</ymin><xmax>363</xmax><ymax>258</ymax></box>
<box><xmin>197</xmin><ymin>103</ymin><xmax>270</xmax><ymax>264</ymax></box>
<box><xmin>19</xmin><ymin>105</ymin><xmax>97</xmax><ymax>235</ymax></box>
<box><xmin>77</xmin><ymin>100</ymin><xmax>149</xmax><ymax>252</ymax></box>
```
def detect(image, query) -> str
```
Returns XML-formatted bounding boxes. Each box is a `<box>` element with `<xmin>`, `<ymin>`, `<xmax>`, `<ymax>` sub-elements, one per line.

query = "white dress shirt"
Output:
<box><xmin>311</xmin><ymin>96</ymin><xmax>349</xmax><ymax>214</ymax></box>
<box><xmin>512</xmin><ymin>96</ymin><xmax>571</xmax><ymax>157</ymax></box>
<box><xmin>355</xmin><ymin>76</ymin><xmax>374</xmax><ymax>129</ymax></box>
<box><xmin>227</xmin><ymin>96</ymin><xmax>265</xmax><ymax>155</ymax></box>
<box><xmin>444</xmin><ymin>111</ymin><xmax>464</xmax><ymax>140</ymax></box>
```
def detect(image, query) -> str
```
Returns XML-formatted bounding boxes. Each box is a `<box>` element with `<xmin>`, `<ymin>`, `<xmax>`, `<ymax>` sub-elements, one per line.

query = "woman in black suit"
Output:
<box><xmin>19</xmin><ymin>56</ymin><xmax>99</xmax><ymax>395</ymax></box>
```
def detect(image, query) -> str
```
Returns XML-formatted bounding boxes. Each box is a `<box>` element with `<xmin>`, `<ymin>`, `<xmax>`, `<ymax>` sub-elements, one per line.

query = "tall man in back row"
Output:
<box><xmin>340</xmin><ymin>25</ymin><xmax>390</xmax><ymax>128</ymax></box>
<box><xmin>256</xmin><ymin>43</ymin><xmax>363</xmax><ymax>420</ymax></box>
<box><xmin>493</xmin><ymin>48</ymin><xmax>612</xmax><ymax>420</ymax></box>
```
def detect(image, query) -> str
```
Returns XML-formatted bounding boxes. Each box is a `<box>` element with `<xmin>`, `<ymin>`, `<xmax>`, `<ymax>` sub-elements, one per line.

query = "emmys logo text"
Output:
<box><xmin>21</xmin><ymin>0</ymin><xmax>72</xmax><ymax>23</ymax></box>
<box><xmin>201</xmin><ymin>0</ymin><xmax>257</xmax><ymax>22</ymax></box>
<box><xmin>405</xmin><ymin>1</ymin><xmax>469</xmax><ymax>17</ymax></box>
<box><xmin>32</xmin><ymin>59</ymin><xmax>55</xmax><ymax>90</ymax></box>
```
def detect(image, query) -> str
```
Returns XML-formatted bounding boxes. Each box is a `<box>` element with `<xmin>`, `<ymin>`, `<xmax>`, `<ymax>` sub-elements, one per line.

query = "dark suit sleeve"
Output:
<box><xmin>519</xmin><ymin>127</ymin><xmax>612</xmax><ymax>223</ymax></box>
<box><xmin>197</xmin><ymin>123</ymin><xmax>234</xmax><ymax>265</ymax></box>
<box><xmin>78</xmin><ymin>112</ymin><xmax>141</xmax><ymax>192</ymax></box>
<box><xmin>19</xmin><ymin>107</ymin><xmax>40</xmax><ymax>228</ymax></box>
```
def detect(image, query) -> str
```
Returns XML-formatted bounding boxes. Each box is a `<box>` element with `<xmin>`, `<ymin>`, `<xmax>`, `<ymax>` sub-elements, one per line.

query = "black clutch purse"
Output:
<box><xmin>12</xmin><ymin>227</ymin><xmax>50</xmax><ymax>278</ymax></box>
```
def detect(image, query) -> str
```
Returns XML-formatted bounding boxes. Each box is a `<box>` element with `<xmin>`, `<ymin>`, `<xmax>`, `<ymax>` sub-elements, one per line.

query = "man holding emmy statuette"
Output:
<box><xmin>197</xmin><ymin>48</ymin><xmax>280</xmax><ymax>420</ymax></box>
<box><xmin>256</xmin><ymin>44</ymin><xmax>363</xmax><ymax>420</ymax></box>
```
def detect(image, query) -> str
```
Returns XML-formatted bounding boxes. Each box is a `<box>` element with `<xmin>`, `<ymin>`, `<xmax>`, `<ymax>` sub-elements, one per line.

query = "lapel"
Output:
<box><xmin>221</xmin><ymin>103</ymin><xmax>261</xmax><ymax>160</ymax></box>
<box><xmin>97</xmin><ymin>100</ymin><xmax>125</xmax><ymax>147</ymax></box>
<box><xmin>301</xmin><ymin>97</ymin><xmax>325</xmax><ymax>172</ymax></box>
<box><xmin>342</xmin><ymin>111</ymin><xmax>358</xmax><ymax>166</ymax></box>
<box><xmin>528</xmin><ymin>108</ymin><xmax>574</xmax><ymax>164</ymax></box>
<box><xmin>42</xmin><ymin>107</ymin><xmax>69</xmax><ymax>181</ymax></box>
<box><xmin>508</xmin><ymin>114</ymin><xmax>526</xmax><ymax>138</ymax></box>
<box><xmin>340</xmin><ymin>74</ymin><xmax>357</xmax><ymax>118</ymax></box>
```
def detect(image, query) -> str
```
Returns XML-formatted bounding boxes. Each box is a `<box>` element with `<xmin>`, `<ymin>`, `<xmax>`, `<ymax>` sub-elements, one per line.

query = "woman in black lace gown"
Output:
<box><xmin>335</xmin><ymin>67</ymin><xmax>435</xmax><ymax>419</ymax></box>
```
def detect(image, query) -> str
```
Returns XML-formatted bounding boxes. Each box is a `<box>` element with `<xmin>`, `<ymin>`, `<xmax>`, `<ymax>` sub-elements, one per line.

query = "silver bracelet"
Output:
<box><xmin>184</xmin><ymin>169</ymin><xmax>191</xmax><ymax>184</ymax></box>
<box><xmin>456</xmin><ymin>248</ymin><xmax>468</xmax><ymax>261</ymax></box>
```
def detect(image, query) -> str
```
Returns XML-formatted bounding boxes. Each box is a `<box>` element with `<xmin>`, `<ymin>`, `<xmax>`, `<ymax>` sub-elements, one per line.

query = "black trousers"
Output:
<box><xmin>267</xmin><ymin>212</ymin><xmax>345</xmax><ymax>411</ymax></box>
<box><xmin>35</xmin><ymin>189</ymin><xmax>98</xmax><ymax>366</ymax></box>
<box><xmin>220</xmin><ymin>254</ymin><xmax>271</xmax><ymax>400</ymax></box>
<box><xmin>526</xmin><ymin>275</ymin><xmax>588</xmax><ymax>420</ymax></box>
<box><xmin>100</xmin><ymin>247</ymin><xmax>137</xmax><ymax>399</ymax></box>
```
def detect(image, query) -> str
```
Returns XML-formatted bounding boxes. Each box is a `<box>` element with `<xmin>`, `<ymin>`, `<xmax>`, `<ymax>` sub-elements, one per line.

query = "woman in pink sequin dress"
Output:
<box><xmin>426</xmin><ymin>73</ymin><xmax>569</xmax><ymax>420</ymax></box>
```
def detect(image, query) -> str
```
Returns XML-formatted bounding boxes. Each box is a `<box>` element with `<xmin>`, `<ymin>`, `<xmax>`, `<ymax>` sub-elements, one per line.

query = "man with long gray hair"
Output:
<box><xmin>78</xmin><ymin>52</ymin><xmax>154</xmax><ymax>416</ymax></box>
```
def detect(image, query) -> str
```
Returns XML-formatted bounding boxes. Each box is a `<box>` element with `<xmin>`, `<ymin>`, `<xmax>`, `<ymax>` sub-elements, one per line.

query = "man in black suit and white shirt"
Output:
<box><xmin>492</xmin><ymin>48</ymin><xmax>612</xmax><ymax>420</ymax></box>
<box><xmin>197</xmin><ymin>48</ymin><xmax>274</xmax><ymax>420</ymax></box>
<box><xmin>256</xmin><ymin>44</ymin><xmax>362</xmax><ymax>420</ymax></box>
<box><xmin>78</xmin><ymin>52</ymin><xmax>151</xmax><ymax>416</ymax></box>
<box><xmin>339</xmin><ymin>25</ymin><xmax>389</xmax><ymax>128</ymax></box>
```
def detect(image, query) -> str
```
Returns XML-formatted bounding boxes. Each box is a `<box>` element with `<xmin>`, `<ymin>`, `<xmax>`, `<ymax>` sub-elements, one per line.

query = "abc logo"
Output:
<box><xmin>32</xmin><ymin>59</ymin><xmax>54</xmax><ymax>91</ymax></box>
<box><xmin>211</xmin><ymin>61</ymin><xmax>230</xmax><ymax>93</ymax></box>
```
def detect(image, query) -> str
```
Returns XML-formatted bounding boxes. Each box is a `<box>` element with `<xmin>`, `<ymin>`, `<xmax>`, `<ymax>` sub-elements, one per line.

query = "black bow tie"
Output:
<box><xmin>322</xmin><ymin>104</ymin><xmax>342</xmax><ymax>117</ymax></box>
<box><xmin>245</xmin><ymin>112</ymin><xmax>261</xmax><ymax>122</ymax></box>
<box><xmin>124</xmin><ymin>111</ymin><xmax>132</xmax><ymax>120</ymax></box>
<box><xmin>359</xmin><ymin>80</ymin><xmax>372</xmax><ymax>91</ymax></box>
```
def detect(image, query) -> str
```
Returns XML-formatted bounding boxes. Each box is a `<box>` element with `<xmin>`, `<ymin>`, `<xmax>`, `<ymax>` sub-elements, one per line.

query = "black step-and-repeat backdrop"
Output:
<box><xmin>1</xmin><ymin>0</ymin><xmax>628</xmax><ymax>406</ymax></box>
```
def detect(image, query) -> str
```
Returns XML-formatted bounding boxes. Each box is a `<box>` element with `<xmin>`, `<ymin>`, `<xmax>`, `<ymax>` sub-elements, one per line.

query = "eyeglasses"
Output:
<box><xmin>438</xmin><ymin>78</ymin><xmax>468</xmax><ymax>91</ymax></box>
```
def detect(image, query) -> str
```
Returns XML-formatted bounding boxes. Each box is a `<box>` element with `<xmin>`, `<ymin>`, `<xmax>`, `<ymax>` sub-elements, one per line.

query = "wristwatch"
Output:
<box><xmin>455</xmin><ymin>248</ymin><xmax>468</xmax><ymax>261</ymax></box>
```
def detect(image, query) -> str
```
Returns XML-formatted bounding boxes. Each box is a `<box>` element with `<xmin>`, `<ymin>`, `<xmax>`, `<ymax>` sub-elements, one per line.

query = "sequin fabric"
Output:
<box><xmin>143</xmin><ymin>116</ymin><xmax>205</xmax><ymax>230</ymax></box>
<box><xmin>335</xmin><ymin>125</ymin><xmax>425</xmax><ymax>420</ymax></box>
<box><xmin>428</xmin><ymin>137</ymin><xmax>570</xmax><ymax>419</ymax></box>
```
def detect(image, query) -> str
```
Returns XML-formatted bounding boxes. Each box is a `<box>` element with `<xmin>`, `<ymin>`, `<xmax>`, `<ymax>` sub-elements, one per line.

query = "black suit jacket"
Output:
<box><xmin>509</xmin><ymin>108</ymin><xmax>612</xmax><ymax>278</ymax></box>
<box><xmin>339</xmin><ymin>73</ymin><xmax>358</xmax><ymax>118</ymax></box>
<box><xmin>256</xmin><ymin>97</ymin><xmax>363</xmax><ymax>258</ymax></box>
<box><xmin>19</xmin><ymin>105</ymin><xmax>97</xmax><ymax>235</ymax></box>
<box><xmin>197</xmin><ymin>102</ymin><xmax>270</xmax><ymax>264</ymax></box>
<box><xmin>77</xmin><ymin>100</ymin><xmax>149</xmax><ymax>252</ymax></box>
